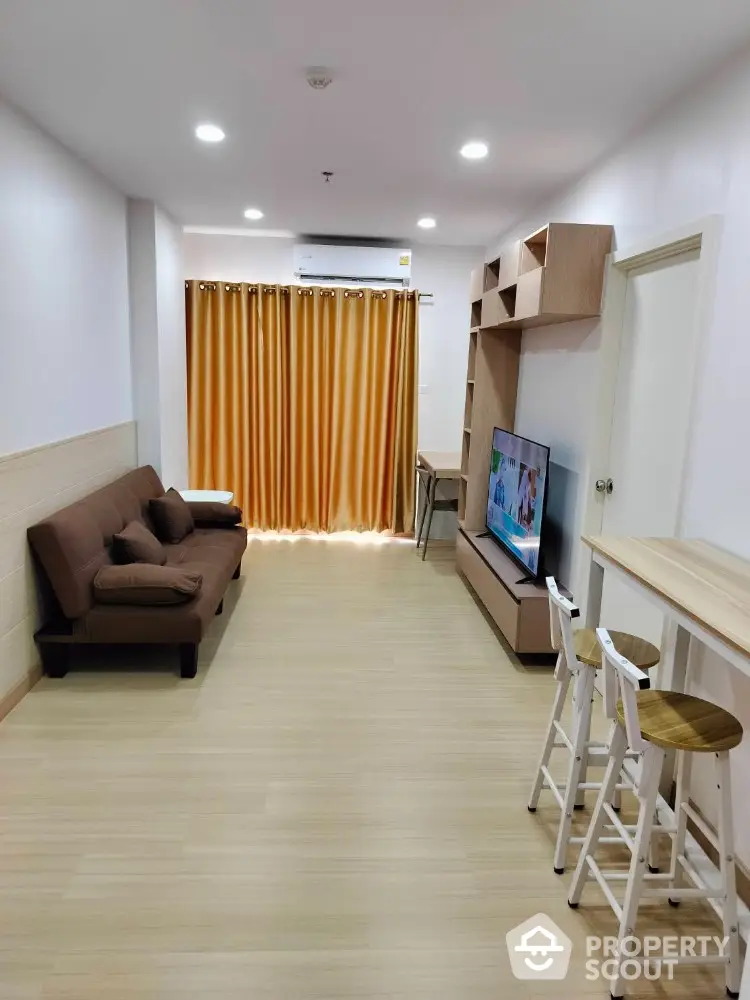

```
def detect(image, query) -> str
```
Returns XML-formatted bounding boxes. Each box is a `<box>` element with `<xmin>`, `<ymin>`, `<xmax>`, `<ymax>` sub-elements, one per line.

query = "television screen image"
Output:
<box><xmin>486</xmin><ymin>428</ymin><xmax>550</xmax><ymax>577</ymax></box>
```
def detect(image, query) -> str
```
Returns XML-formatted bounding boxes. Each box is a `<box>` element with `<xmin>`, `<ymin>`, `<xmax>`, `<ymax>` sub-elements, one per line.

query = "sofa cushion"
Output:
<box><xmin>150</xmin><ymin>488</ymin><xmax>195</xmax><ymax>544</ymax></box>
<box><xmin>113</xmin><ymin>520</ymin><xmax>166</xmax><ymax>565</ymax></box>
<box><xmin>93</xmin><ymin>564</ymin><xmax>203</xmax><ymax>606</ymax></box>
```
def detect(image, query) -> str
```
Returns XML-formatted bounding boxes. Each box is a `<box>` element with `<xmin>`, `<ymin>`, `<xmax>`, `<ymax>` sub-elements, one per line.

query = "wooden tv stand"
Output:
<box><xmin>456</xmin><ymin>528</ymin><xmax>554</xmax><ymax>654</ymax></box>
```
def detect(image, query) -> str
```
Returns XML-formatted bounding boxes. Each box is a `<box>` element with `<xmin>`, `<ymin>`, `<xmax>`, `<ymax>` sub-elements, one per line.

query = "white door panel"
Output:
<box><xmin>599</xmin><ymin>249</ymin><xmax>700</xmax><ymax>645</ymax></box>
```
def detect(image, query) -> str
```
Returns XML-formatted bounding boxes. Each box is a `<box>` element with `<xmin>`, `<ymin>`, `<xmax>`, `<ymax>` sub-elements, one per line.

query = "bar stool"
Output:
<box><xmin>415</xmin><ymin>463</ymin><xmax>459</xmax><ymax>561</ymax></box>
<box><xmin>568</xmin><ymin>628</ymin><xmax>743</xmax><ymax>999</ymax></box>
<box><xmin>528</xmin><ymin>578</ymin><xmax>660</xmax><ymax>874</ymax></box>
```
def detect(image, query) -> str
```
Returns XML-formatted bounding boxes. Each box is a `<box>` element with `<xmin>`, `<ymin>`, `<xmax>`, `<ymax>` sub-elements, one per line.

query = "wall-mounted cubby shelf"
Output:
<box><xmin>477</xmin><ymin>222</ymin><xmax>613</xmax><ymax>332</ymax></box>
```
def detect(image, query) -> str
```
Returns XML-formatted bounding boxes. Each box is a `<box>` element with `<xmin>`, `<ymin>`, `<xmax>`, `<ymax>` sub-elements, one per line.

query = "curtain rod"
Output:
<box><xmin>187</xmin><ymin>282</ymin><xmax>432</xmax><ymax>297</ymax></box>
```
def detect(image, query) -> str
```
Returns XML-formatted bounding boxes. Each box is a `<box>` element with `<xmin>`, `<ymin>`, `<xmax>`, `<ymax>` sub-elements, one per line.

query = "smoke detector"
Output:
<box><xmin>306</xmin><ymin>67</ymin><xmax>333</xmax><ymax>90</ymax></box>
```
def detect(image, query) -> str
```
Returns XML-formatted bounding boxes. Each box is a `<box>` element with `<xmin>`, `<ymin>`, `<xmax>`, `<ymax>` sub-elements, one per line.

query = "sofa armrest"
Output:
<box><xmin>186</xmin><ymin>501</ymin><xmax>243</xmax><ymax>527</ymax></box>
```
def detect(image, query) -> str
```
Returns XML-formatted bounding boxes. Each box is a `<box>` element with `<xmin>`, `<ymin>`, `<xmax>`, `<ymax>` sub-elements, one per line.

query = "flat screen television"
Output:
<box><xmin>486</xmin><ymin>427</ymin><xmax>550</xmax><ymax>579</ymax></box>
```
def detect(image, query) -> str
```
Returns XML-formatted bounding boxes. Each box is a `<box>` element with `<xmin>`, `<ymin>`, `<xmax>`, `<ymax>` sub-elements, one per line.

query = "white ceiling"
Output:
<box><xmin>1</xmin><ymin>0</ymin><xmax>750</xmax><ymax>245</ymax></box>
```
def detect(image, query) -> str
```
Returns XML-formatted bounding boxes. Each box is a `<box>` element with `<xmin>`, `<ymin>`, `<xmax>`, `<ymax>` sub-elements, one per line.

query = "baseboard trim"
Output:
<box><xmin>0</xmin><ymin>664</ymin><xmax>43</xmax><ymax>724</ymax></box>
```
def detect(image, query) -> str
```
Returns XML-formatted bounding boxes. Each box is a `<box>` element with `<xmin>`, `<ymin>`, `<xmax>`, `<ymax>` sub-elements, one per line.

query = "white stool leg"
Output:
<box><xmin>668</xmin><ymin>749</ymin><xmax>690</xmax><ymax>905</ymax></box>
<box><xmin>554</xmin><ymin>667</ymin><xmax>595</xmax><ymax>874</ymax></box>
<box><xmin>528</xmin><ymin>654</ymin><xmax>571</xmax><ymax>811</ymax></box>
<box><xmin>610</xmin><ymin>744</ymin><xmax>665</xmax><ymax>1000</ymax></box>
<box><xmin>574</xmin><ymin>675</ymin><xmax>594</xmax><ymax>810</ymax></box>
<box><xmin>716</xmin><ymin>750</ymin><xmax>741</xmax><ymax>998</ymax></box>
<box><xmin>568</xmin><ymin>725</ymin><xmax>628</xmax><ymax>907</ymax></box>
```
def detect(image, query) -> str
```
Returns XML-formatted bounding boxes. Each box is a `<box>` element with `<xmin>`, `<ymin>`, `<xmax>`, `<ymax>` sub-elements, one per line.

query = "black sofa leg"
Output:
<box><xmin>233</xmin><ymin>562</ymin><xmax>241</xmax><ymax>580</ymax></box>
<box><xmin>179</xmin><ymin>643</ymin><xmax>198</xmax><ymax>679</ymax></box>
<box><xmin>215</xmin><ymin>600</ymin><xmax>224</xmax><ymax>616</ymax></box>
<box><xmin>40</xmin><ymin>643</ymin><xmax>68</xmax><ymax>679</ymax></box>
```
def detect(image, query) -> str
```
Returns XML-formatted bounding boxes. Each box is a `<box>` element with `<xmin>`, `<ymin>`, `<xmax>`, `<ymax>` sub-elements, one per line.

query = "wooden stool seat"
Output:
<box><xmin>617</xmin><ymin>690</ymin><xmax>743</xmax><ymax>753</ymax></box>
<box><xmin>573</xmin><ymin>628</ymin><xmax>660</xmax><ymax>670</ymax></box>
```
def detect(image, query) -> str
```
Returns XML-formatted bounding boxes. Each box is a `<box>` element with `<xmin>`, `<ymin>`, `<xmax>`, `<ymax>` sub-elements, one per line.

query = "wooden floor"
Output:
<box><xmin>0</xmin><ymin>538</ymin><xmax>732</xmax><ymax>998</ymax></box>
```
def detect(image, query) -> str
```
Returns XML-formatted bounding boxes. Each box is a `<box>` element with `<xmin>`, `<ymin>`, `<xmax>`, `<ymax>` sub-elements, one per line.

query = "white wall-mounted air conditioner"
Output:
<box><xmin>293</xmin><ymin>243</ymin><xmax>412</xmax><ymax>287</ymax></box>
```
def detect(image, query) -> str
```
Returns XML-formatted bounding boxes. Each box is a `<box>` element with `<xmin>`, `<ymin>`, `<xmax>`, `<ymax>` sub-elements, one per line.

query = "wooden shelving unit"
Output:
<box><xmin>461</xmin><ymin>328</ymin><xmax>519</xmax><ymax>531</ymax></box>
<box><xmin>456</xmin><ymin>221</ymin><xmax>612</xmax><ymax>654</ymax></box>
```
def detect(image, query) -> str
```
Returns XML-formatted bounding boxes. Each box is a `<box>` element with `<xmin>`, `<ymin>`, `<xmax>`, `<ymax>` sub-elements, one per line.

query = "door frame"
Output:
<box><xmin>578</xmin><ymin>215</ymin><xmax>722</xmax><ymax>625</ymax></box>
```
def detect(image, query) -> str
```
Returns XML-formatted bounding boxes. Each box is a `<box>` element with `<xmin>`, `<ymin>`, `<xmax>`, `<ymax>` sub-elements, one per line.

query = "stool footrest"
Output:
<box><xmin>540</xmin><ymin>767</ymin><xmax>565</xmax><ymax>810</ymax></box>
<box><xmin>598</xmin><ymin>871</ymin><xmax>673</xmax><ymax>882</ymax></box>
<box><xmin>571</xmin><ymin>836</ymin><xmax>628</xmax><ymax>845</ymax></box>
<box><xmin>585</xmin><ymin>857</ymin><xmax>623</xmax><ymax>921</ymax></box>
<box><xmin>676</xmin><ymin>854</ymin><xmax>726</xmax><ymax>925</ymax></box>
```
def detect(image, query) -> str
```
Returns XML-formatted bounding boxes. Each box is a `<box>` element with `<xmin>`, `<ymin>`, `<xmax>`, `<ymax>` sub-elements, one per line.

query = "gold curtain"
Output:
<box><xmin>186</xmin><ymin>282</ymin><xmax>418</xmax><ymax>534</ymax></box>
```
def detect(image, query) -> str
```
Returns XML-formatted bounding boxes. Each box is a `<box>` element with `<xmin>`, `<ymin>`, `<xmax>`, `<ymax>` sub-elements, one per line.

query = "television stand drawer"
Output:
<box><xmin>455</xmin><ymin>529</ymin><xmax>555</xmax><ymax>655</ymax></box>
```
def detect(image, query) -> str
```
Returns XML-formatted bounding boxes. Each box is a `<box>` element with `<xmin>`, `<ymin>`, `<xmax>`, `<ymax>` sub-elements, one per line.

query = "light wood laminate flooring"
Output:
<box><xmin>0</xmin><ymin>538</ymin><xmax>732</xmax><ymax>998</ymax></box>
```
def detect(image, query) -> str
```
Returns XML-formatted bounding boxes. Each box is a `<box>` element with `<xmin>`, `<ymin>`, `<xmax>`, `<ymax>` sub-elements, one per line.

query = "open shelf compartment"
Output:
<box><xmin>483</xmin><ymin>257</ymin><xmax>501</xmax><ymax>292</ymax></box>
<box><xmin>458</xmin><ymin>477</ymin><xmax>467</xmax><ymax>522</ymax></box>
<box><xmin>467</xmin><ymin>330</ymin><xmax>477</xmax><ymax>381</ymax></box>
<box><xmin>519</xmin><ymin>226</ymin><xmax>548</xmax><ymax>275</ymax></box>
<box><xmin>464</xmin><ymin>379</ymin><xmax>474</xmax><ymax>430</ymax></box>
<box><xmin>471</xmin><ymin>299</ymin><xmax>482</xmax><ymax>328</ymax></box>
<box><xmin>499</xmin><ymin>285</ymin><xmax>517</xmax><ymax>321</ymax></box>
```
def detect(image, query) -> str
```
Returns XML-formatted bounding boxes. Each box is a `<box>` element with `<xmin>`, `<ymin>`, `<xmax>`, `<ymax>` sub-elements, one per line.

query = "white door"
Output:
<box><xmin>598</xmin><ymin>248</ymin><xmax>701</xmax><ymax>644</ymax></box>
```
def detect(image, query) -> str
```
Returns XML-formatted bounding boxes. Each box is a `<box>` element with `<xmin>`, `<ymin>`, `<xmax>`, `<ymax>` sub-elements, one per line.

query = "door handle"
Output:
<box><xmin>595</xmin><ymin>479</ymin><xmax>606</xmax><ymax>493</ymax></box>
<box><xmin>606</xmin><ymin>479</ymin><xmax>614</xmax><ymax>495</ymax></box>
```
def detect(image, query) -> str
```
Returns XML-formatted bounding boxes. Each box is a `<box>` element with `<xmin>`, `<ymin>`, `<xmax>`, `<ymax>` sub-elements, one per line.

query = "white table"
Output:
<box><xmin>179</xmin><ymin>489</ymin><xmax>234</xmax><ymax>505</ymax></box>
<box><xmin>583</xmin><ymin>535</ymin><xmax>750</xmax><ymax>997</ymax></box>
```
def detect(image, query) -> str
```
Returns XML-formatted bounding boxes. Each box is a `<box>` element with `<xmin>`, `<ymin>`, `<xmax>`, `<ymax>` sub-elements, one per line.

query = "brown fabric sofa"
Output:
<box><xmin>27</xmin><ymin>466</ymin><xmax>247</xmax><ymax>678</ymax></box>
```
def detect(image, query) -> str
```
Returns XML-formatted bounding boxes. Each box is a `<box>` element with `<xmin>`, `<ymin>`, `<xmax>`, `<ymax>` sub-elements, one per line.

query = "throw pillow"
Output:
<box><xmin>186</xmin><ymin>501</ymin><xmax>242</xmax><ymax>526</ymax></box>
<box><xmin>149</xmin><ymin>488</ymin><xmax>195</xmax><ymax>544</ymax></box>
<box><xmin>93</xmin><ymin>564</ymin><xmax>203</xmax><ymax>606</ymax></box>
<box><xmin>112</xmin><ymin>520</ymin><xmax>167</xmax><ymax>565</ymax></box>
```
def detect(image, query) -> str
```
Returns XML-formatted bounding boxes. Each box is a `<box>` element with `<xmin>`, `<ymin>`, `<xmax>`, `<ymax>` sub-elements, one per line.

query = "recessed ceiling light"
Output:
<box><xmin>460</xmin><ymin>140</ymin><xmax>488</xmax><ymax>160</ymax></box>
<box><xmin>195</xmin><ymin>123</ymin><xmax>225</xmax><ymax>143</ymax></box>
<box><xmin>243</xmin><ymin>208</ymin><xmax>264</xmax><ymax>221</ymax></box>
<box><xmin>417</xmin><ymin>217</ymin><xmax>437</xmax><ymax>229</ymax></box>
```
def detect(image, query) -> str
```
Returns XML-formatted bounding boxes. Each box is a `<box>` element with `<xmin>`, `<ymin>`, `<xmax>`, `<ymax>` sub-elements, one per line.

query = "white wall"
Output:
<box><xmin>489</xmin><ymin>48</ymin><xmax>750</xmax><ymax>861</ymax></box>
<box><xmin>183</xmin><ymin>232</ymin><xmax>482</xmax><ymax>536</ymax></box>
<box><xmin>155</xmin><ymin>208</ymin><xmax>188</xmax><ymax>488</ymax></box>
<box><xmin>182</xmin><ymin>232</ymin><xmax>295</xmax><ymax>285</ymax></box>
<box><xmin>127</xmin><ymin>201</ymin><xmax>161</xmax><ymax>473</ymax></box>
<box><xmin>128</xmin><ymin>201</ymin><xmax>188</xmax><ymax>488</ymax></box>
<box><xmin>0</xmin><ymin>97</ymin><xmax>132</xmax><ymax>456</ymax></box>
<box><xmin>512</xmin><ymin>320</ymin><xmax>600</xmax><ymax>589</ymax></box>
